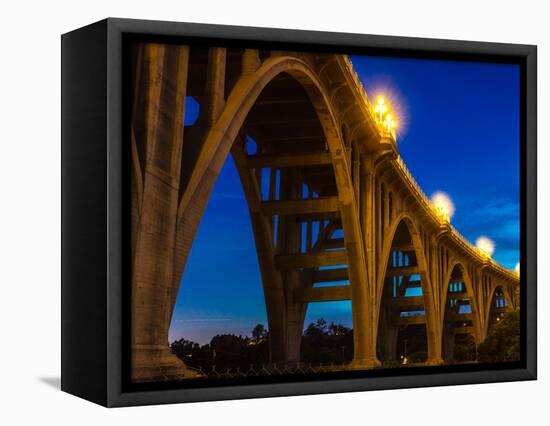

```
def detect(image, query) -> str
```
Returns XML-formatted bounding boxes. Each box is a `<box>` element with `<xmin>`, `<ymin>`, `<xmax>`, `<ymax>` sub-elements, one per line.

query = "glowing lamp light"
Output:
<box><xmin>373</xmin><ymin>96</ymin><xmax>397</xmax><ymax>137</ymax></box>
<box><xmin>476</xmin><ymin>236</ymin><xmax>495</xmax><ymax>258</ymax></box>
<box><xmin>374</xmin><ymin>97</ymin><xmax>388</xmax><ymax>123</ymax></box>
<box><xmin>384</xmin><ymin>113</ymin><xmax>396</xmax><ymax>132</ymax></box>
<box><xmin>431</xmin><ymin>192</ymin><xmax>455</xmax><ymax>222</ymax></box>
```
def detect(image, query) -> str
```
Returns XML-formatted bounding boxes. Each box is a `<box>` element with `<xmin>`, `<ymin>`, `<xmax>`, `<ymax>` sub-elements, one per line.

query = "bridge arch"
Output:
<box><xmin>170</xmin><ymin>54</ymin><xmax>373</xmax><ymax>368</ymax></box>
<box><xmin>177</xmin><ymin>56</ymin><xmax>356</xmax><ymax>221</ymax></box>
<box><xmin>375</xmin><ymin>213</ymin><xmax>441</xmax><ymax>365</ymax></box>
<box><xmin>484</xmin><ymin>284</ymin><xmax>513</xmax><ymax>336</ymax></box>
<box><xmin>441</xmin><ymin>262</ymin><xmax>482</xmax><ymax>362</ymax></box>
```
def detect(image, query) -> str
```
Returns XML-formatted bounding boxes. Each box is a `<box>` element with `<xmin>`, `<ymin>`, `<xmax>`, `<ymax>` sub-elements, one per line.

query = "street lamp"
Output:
<box><xmin>384</xmin><ymin>113</ymin><xmax>396</xmax><ymax>132</ymax></box>
<box><xmin>476</xmin><ymin>236</ymin><xmax>495</xmax><ymax>258</ymax></box>
<box><xmin>374</xmin><ymin>97</ymin><xmax>388</xmax><ymax>123</ymax></box>
<box><xmin>431</xmin><ymin>191</ymin><xmax>455</xmax><ymax>222</ymax></box>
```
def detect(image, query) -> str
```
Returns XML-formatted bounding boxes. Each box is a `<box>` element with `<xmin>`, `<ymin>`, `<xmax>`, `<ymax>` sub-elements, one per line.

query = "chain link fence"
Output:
<box><xmin>187</xmin><ymin>362</ymin><xmax>356</xmax><ymax>379</ymax></box>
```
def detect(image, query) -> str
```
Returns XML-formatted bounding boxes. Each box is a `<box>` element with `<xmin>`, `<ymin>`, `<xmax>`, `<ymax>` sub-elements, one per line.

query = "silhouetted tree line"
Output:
<box><xmin>171</xmin><ymin>311</ymin><xmax>520</xmax><ymax>371</ymax></box>
<box><xmin>171</xmin><ymin>319</ymin><xmax>353</xmax><ymax>371</ymax></box>
<box><xmin>301</xmin><ymin>319</ymin><xmax>354</xmax><ymax>365</ymax></box>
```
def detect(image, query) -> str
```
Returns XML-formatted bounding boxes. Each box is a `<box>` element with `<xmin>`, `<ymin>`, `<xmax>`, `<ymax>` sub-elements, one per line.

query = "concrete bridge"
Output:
<box><xmin>130</xmin><ymin>43</ymin><xmax>519</xmax><ymax>381</ymax></box>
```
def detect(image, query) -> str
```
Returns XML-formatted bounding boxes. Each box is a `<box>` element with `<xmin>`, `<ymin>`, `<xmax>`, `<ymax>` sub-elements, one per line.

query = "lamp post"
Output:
<box><xmin>374</xmin><ymin>97</ymin><xmax>387</xmax><ymax>123</ymax></box>
<box><xmin>384</xmin><ymin>113</ymin><xmax>395</xmax><ymax>132</ymax></box>
<box><xmin>431</xmin><ymin>192</ymin><xmax>454</xmax><ymax>223</ymax></box>
<box><xmin>476</xmin><ymin>236</ymin><xmax>495</xmax><ymax>258</ymax></box>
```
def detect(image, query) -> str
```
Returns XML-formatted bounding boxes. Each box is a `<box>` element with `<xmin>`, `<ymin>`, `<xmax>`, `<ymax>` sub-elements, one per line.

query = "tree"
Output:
<box><xmin>329</xmin><ymin>322</ymin><xmax>350</xmax><ymax>336</ymax></box>
<box><xmin>171</xmin><ymin>318</ymin><xmax>355</xmax><ymax>372</ymax></box>
<box><xmin>251</xmin><ymin>324</ymin><xmax>267</xmax><ymax>340</ymax></box>
<box><xmin>170</xmin><ymin>338</ymin><xmax>213</xmax><ymax>370</ymax></box>
<box><xmin>477</xmin><ymin>310</ymin><xmax>520</xmax><ymax>363</ymax></box>
<box><xmin>301</xmin><ymin>318</ymin><xmax>353</xmax><ymax>365</ymax></box>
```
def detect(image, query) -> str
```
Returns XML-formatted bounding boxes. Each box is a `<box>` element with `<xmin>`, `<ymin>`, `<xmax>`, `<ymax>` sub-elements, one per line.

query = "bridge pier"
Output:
<box><xmin>350</xmin><ymin>296</ymin><xmax>381</xmax><ymax>369</ymax></box>
<box><xmin>131</xmin><ymin>43</ymin><xmax>190</xmax><ymax>381</ymax></box>
<box><xmin>377</xmin><ymin>308</ymin><xmax>399</xmax><ymax>363</ymax></box>
<box><xmin>426</xmin><ymin>334</ymin><xmax>444</xmax><ymax>366</ymax></box>
<box><xmin>426</xmin><ymin>302</ymin><xmax>444</xmax><ymax>366</ymax></box>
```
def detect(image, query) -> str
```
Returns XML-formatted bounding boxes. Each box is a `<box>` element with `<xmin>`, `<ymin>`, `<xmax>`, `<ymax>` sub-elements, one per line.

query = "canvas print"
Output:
<box><xmin>129</xmin><ymin>42</ymin><xmax>520</xmax><ymax>384</ymax></box>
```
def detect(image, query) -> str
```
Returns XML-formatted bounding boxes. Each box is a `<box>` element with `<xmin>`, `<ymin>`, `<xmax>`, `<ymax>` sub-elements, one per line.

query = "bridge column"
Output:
<box><xmin>349</xmin><ymin>269</ymin><xmax>379</xmax><ymax>369</ymax></box>
<box><xmin>442</xmin><ymin>328</ymin><xmax>455</xmax><ymax>362</ymax></box>
<box><xmin>179</xmin><ymin>47</ymin><xmax>227</xmax><ymax>194</ymax></box>
<box><xmin>278</xmin><ymin>168</ymin><xmax>308</xmax><ymax>365</ymax></box>
<box><xmin>425</xmin><ymin>241</ymin><xmax>444</xmax><ymax>365</ymax></box>
<box><xmin>473</xmin><ymin>269</ymin><xmax>489</xmax><ymax>342</ymax></box>
<box><xmin>351</xmin><ymin>155</ymin><xmax>380</xmax><ymax>369</ymax></box>
<box><xmin>131</xmin><ymin>44</ymin><xmax>190</xmax><ymax>381</ymax></box>
<box><xmin>242</xmin><ymin>49</ymin><xmax>261</xmax><ymax>75</ymax></box>
<box><xmin>425</xmin><ymin>323</ymin><xmax>444</xmax><ymax>365</ymax></box>
<box><xmin>231</xmin><ymin>142</ymin><xmax>289</xmax><ymax>365</ymax></box>
<box><xmin>376</xmin><ymin>295</ymin><xmax>399</xmax><ymax>362</ymax></box>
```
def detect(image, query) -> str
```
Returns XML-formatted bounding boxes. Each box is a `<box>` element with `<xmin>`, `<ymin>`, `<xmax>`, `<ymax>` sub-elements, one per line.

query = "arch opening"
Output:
<box><xmin>442</xmin><ymin>264</ymin><xmax>477</xmax><ymax>363</ymax></box>
<box><xmin>169</xmin><ymin>152</ymin><xmax>270</xmax><ymax>372</ymax></box>
<box><xmin>236</xmin><ymin>72</ymin><xmax>355</xmax><ymax>366</ymax></box>
<box><xmin>376</xmin><ymin>220</ymin><xmax>429</xmax><ymax>366</ymax></box>
<box><xmin>487</xmin><ymin>286</ymin><xmax>510</xmax><ymax>334</ymax></box>
<box><xmin>170</xmin><ymin>65</ymin><xmax>361</xmax><ymax>371</ymax></box>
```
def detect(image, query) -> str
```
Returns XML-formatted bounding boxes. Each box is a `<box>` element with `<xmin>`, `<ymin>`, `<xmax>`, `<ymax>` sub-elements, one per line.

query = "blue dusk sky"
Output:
<box><xmin>168</xmin><ymin>54</ymin><xmax>520</xmax><ymax>345</ymax></box>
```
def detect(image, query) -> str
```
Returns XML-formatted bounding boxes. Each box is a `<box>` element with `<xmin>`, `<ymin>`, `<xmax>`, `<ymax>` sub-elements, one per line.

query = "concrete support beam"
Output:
<box><xmin>447</xmin><ymin>313</ymin><xmax>473</xmax><ymax>322</ymax></box>
<box><xmin>275</xmin><ymin>250</ymin><xmax>348</xmax><ymax>270</ymax></box>
<box><xmin>311</xmin><ymin>267</ymin><xmax>349</xmax><ymax>283</ymax></box>
<box><xmin>246</xmin><ymin>152</ymin><xmax>332</xmax><ymax>169</ymax></box>
<box><xmin>319</xmin><ymin>238</ymin><xmax>345</xmax><ymax>250</ymax></box>
<box><xmin>450</xmin><ymin>326</ymin><xmax>474</xmax><ymax>335</ymax></box>
<box><xmin>392</xmin><ymin>296</ymin><xmax>424</xmax><ymax>310</ymax></box>
<box><xmin>447</xmin><ymin>291</ymin><xmax>469</xmax><ymax>298</ymax></box>
<box><xmin>294</xmin><ymin>212</ymin><xmax>341</xmax><ymax>223</ymax></box>
<box><xmin>261</xmin><ymin>197</ymin><xmax>339</xmax><ymax>216</ymax></box>
<box><xmin>391</xmin><ymin>244</ymin><xmax>415</xmax><ymax>252</ymax></box>
<box><xmin>404</xmin><ymin>280</ymin><xmax>422</xmax><ymax>289</ymax></box>
<box><xmin>295</xmin><ymin>285</ymin><xmax>352</xmax><ymax>302</ymax></box>
<box><xmin>386</xmin><ymin>266</ymin><xmax>425</xmax><ymax>277</ymax></box>
<box><xmin>397</xmin><ymin>315</ymin><xmax>426</xmax><ymax>326</ymax></box>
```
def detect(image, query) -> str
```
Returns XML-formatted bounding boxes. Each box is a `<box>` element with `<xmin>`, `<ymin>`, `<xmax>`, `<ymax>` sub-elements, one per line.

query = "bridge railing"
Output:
<box><xmin>393</xmin><ymin>155</ymin><xmax>517</xmax><ymax>281</ymax></box>
<box><xmin>341</xmin><ymin>56</ymin><xmax>517</xmax><ymax>282</ymax></box>
<box><xmin>394</xmin><ymin>155</ymin><xmax>433</xmax><ymax>210</ymax></box>
<box><xmin>342</xmin><ymin>56</ymin><xmax>373</xmax><ymax>113</ymax></box>
<box><xmin>342</xmin><ymin>55</ymin><xmax>397</xmax><ymax>141</ymax></box>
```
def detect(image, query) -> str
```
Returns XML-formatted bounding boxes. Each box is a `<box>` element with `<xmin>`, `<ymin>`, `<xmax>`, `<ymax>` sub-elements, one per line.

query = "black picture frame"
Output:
<box><xmin>61</xmin><ymin>17</ymin><xmax>537</xmax><ymax>407</ymax></box>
